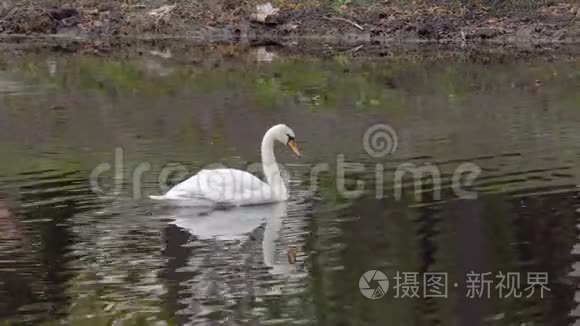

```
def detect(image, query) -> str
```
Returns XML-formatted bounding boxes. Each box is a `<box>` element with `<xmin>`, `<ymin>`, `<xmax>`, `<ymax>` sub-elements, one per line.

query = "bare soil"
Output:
<box><xmin>0</xmin><ymin>0</ymin><xmax>578</xmax><ymax>55</ymax></box>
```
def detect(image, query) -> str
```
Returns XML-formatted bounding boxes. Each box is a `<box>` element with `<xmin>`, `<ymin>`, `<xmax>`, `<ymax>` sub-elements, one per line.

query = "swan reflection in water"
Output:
<box><xmin>168</xmin><ymin>201</ymin><xmax>302</xmax><ymax>275</ymax></box>
<box><xmin>155</xmin><ymin>187</ymin><xmax>311</xmax><ymax>322</ymax></box>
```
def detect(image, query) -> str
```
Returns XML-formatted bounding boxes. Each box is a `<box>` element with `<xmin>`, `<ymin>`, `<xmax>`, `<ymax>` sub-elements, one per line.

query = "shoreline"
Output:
<box><xmin>0</xmin><ymin>1</ymin><xmax>578</xmax><ymax>56</ymax></box>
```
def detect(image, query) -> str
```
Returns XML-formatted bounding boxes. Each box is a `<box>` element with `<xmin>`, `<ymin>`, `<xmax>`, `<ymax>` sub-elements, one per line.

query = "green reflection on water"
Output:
<box><xmin>0</xmin><ymin>49</ymin><xmax>579</xmax><ymax>325</ymax></box>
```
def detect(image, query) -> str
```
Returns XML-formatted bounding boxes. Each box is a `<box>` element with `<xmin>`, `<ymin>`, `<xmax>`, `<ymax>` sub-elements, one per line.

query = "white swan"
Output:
<box><xmin>150</xmin><ymin>124</ymin><xmax>300</xmax><ymax>206</ymax></box>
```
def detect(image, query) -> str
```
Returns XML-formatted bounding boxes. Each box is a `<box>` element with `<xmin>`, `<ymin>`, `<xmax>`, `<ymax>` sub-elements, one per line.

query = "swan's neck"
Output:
<box><xmin>261</xmin><ymin>130</ymin><xmax>287</xmax><ymax>197</ymax></box>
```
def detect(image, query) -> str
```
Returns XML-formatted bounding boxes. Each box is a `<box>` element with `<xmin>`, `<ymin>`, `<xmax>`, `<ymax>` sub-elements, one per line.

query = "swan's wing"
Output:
<box><xmin>164</xmin><ymin>169</ymin><xmax>268</xmax><ymax>204</ymax></box>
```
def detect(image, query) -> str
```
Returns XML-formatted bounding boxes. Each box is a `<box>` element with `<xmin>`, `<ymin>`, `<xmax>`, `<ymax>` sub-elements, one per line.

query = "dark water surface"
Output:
<box><xmin>1</xmin><ymin>48</ymin><xmax>580</xmax><ymax>325</ymax></box>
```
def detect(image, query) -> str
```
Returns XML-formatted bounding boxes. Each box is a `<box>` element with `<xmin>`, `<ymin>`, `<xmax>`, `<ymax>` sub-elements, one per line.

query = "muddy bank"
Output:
<box><xmin>0</xmin><ymin>0</ymin><xmax>578</xmax><ymax>53</ymax></box>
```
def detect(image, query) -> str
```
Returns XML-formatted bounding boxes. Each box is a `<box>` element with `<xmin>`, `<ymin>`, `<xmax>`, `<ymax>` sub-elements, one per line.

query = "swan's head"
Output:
<box><xmin>270</xmin><ymin>124</ymin><xmax>300</xmax><ymax>157</ymax></box>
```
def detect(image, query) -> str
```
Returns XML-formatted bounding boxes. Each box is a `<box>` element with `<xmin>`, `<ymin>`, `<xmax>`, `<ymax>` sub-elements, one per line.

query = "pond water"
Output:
<box><xmin>0</xmin><ymin>46</ymin><xmax>580</xmax><ymax>325</ymax></box>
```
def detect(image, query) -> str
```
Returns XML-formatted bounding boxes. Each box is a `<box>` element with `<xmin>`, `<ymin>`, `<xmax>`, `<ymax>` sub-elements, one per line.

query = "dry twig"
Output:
<box><xmin>323</xmin><ymin>15</ymin><xmax>364</xmax><ymax>31</ymax></box>
<box><xmin>345</xmin><ymin>44</ymin><xmax>364</xmax><ymax>54</ymax></box>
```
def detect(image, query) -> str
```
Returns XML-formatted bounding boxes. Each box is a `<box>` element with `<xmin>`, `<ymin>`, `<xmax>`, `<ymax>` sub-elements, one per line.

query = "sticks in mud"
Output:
<box><xmin>322</xmin><ymin>15</ymin><xmax>364</xmax><ymax>31</ymax></box>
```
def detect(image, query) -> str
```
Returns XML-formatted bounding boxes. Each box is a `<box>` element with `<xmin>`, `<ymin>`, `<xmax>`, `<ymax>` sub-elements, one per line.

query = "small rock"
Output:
<box><xmin>149</xmin><ymin>49</ymin><xmax>172</xmax><ymax>59</ymax></box>
<box><xmin>250</xmin><ymin>2</ymin><xmax>280</xmax><ymax>24</ymax></box>
<box><xmin>61</xmin><ymin>15</ymin><xmax>81</xmax><ymax>28</ymax></box>
<box><xmin>49</xmin><ymin>8</ymin><xmax>79</xmax><ymax>21</ymax></box>
<box><xmin>256</xmin><ymin>47</ymin><xmax>275</xmax><ymax>62</ymax></box>
<box><xmin>417</xmin><ymin>25</ymin><xmax>432</xmax><ymax>37</ymax></box>
<box><xmin>280</xmin><ymin>22</ymin><xmax>298</xmax><ymax>33</ymax></box>
<box><xmin>476</xmin><ymin>28</ymin><xmax>499</xmax><ymax>39</ymax></box>
<box><xmin>148</xmin><ymin>4</ymin><xmax>176</xmax><ymax>18</ymax></box>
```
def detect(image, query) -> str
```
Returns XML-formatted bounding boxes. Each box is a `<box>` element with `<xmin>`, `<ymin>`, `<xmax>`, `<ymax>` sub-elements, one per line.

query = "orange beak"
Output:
<box><xmin>287</xmin><ymin>139</ymin><xmax>301</xmax><ymax>157</ymax></box>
